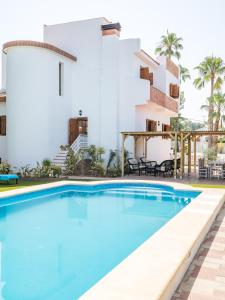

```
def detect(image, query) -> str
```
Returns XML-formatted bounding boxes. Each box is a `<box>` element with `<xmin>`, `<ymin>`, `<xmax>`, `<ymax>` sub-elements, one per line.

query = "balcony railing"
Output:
<box><xmin>150</xmin><ymin>86</ymin><xmax>178</xmax><ymax>113</ymax></box>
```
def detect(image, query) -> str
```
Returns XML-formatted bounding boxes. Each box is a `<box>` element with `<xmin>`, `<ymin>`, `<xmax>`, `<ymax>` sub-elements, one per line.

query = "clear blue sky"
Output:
<box><xmin>1</xmin><ymin>0</ymin><xmax>225</xmax><ymax>121</ymax></box>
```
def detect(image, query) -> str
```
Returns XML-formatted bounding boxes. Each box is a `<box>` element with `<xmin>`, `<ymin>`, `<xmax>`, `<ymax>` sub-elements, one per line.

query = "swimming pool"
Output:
<box><xmin>0</xmin><ymin>182</ymin><xmax>200</xmax><ymax>300</ymax></box>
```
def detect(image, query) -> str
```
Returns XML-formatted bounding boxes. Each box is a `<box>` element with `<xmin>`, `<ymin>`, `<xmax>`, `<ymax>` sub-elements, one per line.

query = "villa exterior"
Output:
<box><xmin>0</xmin><ymin>17</ymin><xmax>180</xmax><ymax>169</ymax></box>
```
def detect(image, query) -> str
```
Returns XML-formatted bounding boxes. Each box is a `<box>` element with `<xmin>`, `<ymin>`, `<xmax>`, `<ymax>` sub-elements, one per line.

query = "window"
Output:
<box><xmin>59</xmin><ymin>62</ymin><xmax>64</xmax><ymax>96</ymax></box>
<box><xmin>146</xmin><ymin>119</ymin><xmax>157</xmax><ymax>132</ymax></box>
<box><xmin>0</xmin><ymin>116</ymin><xmax>6</xmax><ymax>136</ymax></box>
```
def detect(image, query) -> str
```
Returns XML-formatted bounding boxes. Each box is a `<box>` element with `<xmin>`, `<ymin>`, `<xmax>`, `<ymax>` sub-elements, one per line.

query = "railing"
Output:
<box><xmin>150</xmin><ymin>86</ymin><xmax>178</xmax><ymax>113</ymax></box>
<box><xmin>71</xmin><ymin>134</ymin><xmax>88</xmax><ymax>154</ymax></box>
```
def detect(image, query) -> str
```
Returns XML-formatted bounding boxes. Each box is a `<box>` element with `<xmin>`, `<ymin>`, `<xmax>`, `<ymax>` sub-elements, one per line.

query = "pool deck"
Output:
<box><xmin>172</xmin><ymin>203</ymin><xmax>225</xmax><ymax>300</ymax></box>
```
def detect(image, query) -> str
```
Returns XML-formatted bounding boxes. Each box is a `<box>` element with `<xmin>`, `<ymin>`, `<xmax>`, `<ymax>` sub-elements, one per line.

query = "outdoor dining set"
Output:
<box><xmin>198</xmin><ymin>158</ymin><xmax>225</xmax><ymax>180</ymax></box>
<box><xmin>127</xmin><ymin>157</ymin><xmax>180</xmax><ymax>177</ymax></box>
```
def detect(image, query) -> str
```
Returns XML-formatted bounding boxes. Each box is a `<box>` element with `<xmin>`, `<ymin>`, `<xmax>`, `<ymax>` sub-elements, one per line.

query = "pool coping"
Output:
<box><xmin>0</xmin><ymin>179</ymin><xmax>225</xmax><ymax>300</ymax></box>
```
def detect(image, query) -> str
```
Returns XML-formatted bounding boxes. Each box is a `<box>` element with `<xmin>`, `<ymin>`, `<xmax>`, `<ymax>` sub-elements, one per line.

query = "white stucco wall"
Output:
<box><xmin>135</xmin><ymin>103</ymin><xmax>174</xmax><ymax>162</ymax></box>
<box><xmin>0</xmin><ymin>103</ymin><xmax>6</xmax><ymax>161</ymax></box>
<box><xmin>154</xmin><ymin>56</ymin><xmax>180</xmax><ymax>97</ymax></box>
<box><xmin>44</xmin><ymin>18</ymin><xmax>107</xmax><ymax>148</ymax></box>
<box><xmin>1</xmin><ymin>53</ymin><xmax>7</xmax><ymax>89</ymax></box>
<box><xmin>6</xmin><ymin>46</ymin><xmax>74</xmax><ymax>168</ymax></box>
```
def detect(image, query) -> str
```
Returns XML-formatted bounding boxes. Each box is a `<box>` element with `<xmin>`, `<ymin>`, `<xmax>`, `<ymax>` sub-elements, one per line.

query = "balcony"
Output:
<box><xmin>150</xmin><ymin>86</ymin><xmax>178</xmax><ymax>113</ymax></box>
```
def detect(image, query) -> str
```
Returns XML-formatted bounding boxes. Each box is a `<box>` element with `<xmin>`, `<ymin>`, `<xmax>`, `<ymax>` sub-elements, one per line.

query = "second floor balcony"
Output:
<box><xmin>150</xmin><ymin>86</ymin><xmax>178</xmax><ymax>113</ymax></box>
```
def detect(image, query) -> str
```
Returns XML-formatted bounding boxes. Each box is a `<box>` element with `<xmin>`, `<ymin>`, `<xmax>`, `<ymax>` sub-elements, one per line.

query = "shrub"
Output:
<box><xmin>50</xmin><ymin>165</ymin><xmax>62</xmax><ymax>178</ymax></box>
<box><xmin>204</xmin><ymin>148</ymin><xmax>217</xmax><ymax>162</ymax></box>
<box><xmin>19</xmin><ymin>165</ymin><xmax>33</xmax><ymax>177</ymax></box>
<box><xmin>64</xmin><ymin>148</ymin><xmax>80</xmax><ymax>175</ymax></box>
<box><xmin>89</xmin><ymin>161</ymin><xmax>105</xmax><ymax>177</ymax></box>
<box><xmin>105</xmin><ymin>149</ymin><xmax>130</xmax><ymax>177</ymax></box>
<box><xmin>0</xmin><ymin>161</ymin><xmax>11</xmax><ymax>174</ymax></box>
<box><xmin>32</xmin><ymin>160</ymin><xmax>62</xmax><ymax>178</ymax></box>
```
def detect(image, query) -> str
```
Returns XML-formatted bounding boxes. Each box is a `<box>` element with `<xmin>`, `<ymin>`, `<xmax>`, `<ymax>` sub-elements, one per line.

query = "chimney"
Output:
<box><xmin>101</xmin><ymin>23</ymin><xmax>121</xmax><ymax>37</ymax></box>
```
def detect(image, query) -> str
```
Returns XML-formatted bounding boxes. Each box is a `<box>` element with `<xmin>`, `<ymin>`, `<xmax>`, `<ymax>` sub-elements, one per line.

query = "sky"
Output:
<box><xmin>0</xmin><ymin>0</ymin><xmax>225</xmax><ymax>121</ymax></box>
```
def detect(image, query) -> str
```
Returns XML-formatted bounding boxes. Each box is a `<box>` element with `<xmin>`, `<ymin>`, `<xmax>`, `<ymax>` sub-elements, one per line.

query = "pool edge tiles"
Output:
<box><xmin>0</xmin><ymin>180</ymin><xmax>223</xmax><ymax>300</ymax></box>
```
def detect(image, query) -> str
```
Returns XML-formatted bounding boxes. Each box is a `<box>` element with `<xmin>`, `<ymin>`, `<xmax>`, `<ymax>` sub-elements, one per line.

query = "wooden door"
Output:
<box><xmin>69</xmin><ymin>117</ymin><xmax>88</xmax><ymax>145</ymax></box>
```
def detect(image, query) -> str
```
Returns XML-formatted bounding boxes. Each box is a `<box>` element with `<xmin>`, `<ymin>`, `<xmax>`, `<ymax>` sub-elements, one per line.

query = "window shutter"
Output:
<box><xmin>140</xmin><ymin>67</ymin><xmax>150</xmax><ymax>80</ymax></box>
<box><xmin>169</xmin><ymin>84</ymin><xmax>180</xmax><ymax>98</ymax></box>
<box><xmin>0</xmin><ymin>116</ymin><xmax>6</xmax><ymax>135</ymax></box>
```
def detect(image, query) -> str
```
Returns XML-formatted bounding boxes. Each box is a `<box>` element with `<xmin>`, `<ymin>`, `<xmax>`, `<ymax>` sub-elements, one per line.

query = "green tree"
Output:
<box><xmin>179</xmin><ymin>65</ymin><xmax>191</xmax><ymax>83</ymax></box>
<box><xmin>201</xmin><ymin>92</ymin><xmax>225</xmax><ymax>131</ymax></box>
<box><xmin>193</xmin><ymin>56</ymin><xmax>225</xmax><ymax>140</ymax></box>
<box><xmin>179</xmin><ymin>66</ymin><xmax>191</xmax><ymax>111</ymax></box>
<box><xmin>155</xmin><ymin>30</ymin><xmax>183</xmax><ymax>60</ymax></box>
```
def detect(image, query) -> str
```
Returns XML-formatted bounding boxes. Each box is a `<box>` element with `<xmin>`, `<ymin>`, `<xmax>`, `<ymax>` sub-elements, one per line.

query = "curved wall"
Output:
<box><xmin>6</xmin><ymin>46</ymin><xmax>74</xmax><ymax>168</ymax></box>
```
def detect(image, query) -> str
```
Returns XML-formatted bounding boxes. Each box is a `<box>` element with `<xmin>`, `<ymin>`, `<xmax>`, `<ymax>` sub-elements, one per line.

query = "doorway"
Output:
<box><xmin>69</xmin><ymin>117</ymin><xmax>88</xmax><ymax>145</ymax></box>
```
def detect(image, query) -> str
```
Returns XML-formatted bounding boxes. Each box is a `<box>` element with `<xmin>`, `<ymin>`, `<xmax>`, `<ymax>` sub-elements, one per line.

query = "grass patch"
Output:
<box><xmin>0</xmin><ymin>179</ymin><xmax>60</xmax><ymax>192</ymax></box>
<box><xmin>190</xmin><ymin>184</ymin><xmax>225</xmax><ymax>189</ymax></box>
<box><xmin>0</xmin><ymin>178</ymin><xmax>100</xmax><ymax>192</ymax></box>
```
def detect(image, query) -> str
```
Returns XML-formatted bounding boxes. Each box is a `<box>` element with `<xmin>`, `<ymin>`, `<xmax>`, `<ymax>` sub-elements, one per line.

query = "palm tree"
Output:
<box><xmin>155</xmin><ymin>30</ymin><xmax>183</xmax><ymax>60</ymax></box>
<box><xmin>179</xmin><ymin>91</ymin><xmax>186</xmax><ymax>111</ymax></box>
<box><xmin>201</xmin><ymin>92</ymin><xmax>225</xmax><ymax>150</ymax></box>
<box><xmin>179</xmin><ymin>65</ymin><xmax>191</xmax><ymax>83</ymax></box>
<box><xmin>194</xmin><ymin>56</ymin><xmax>225</xmax><ymax>145</ymax></box>
<box><xmin>178</xmin><ymin>66</ymin><xmax>190</xmax><ymax>112</ymax></box>
<box><xmin>212</xmin><ymin>93</ymin><xmax>225</xmax><ymax>131</ymax></box>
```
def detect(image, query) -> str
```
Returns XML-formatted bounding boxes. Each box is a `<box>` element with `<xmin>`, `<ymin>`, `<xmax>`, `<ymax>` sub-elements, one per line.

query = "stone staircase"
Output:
<box><xmin>53</xmin><ymin>134</ymin><xmax>88</xmax><ymax>171</ymax></box>
<box><xmin>52</xmin><ymin>150</ymin><xmax>68</xmax><ymax>171</ymax></box>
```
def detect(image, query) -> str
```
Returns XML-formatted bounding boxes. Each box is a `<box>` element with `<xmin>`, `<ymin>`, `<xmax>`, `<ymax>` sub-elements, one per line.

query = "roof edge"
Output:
<box><xmin>3</xmin><ymin>40</ymin><xmax>77</xmax><ymax>62</ymax></box>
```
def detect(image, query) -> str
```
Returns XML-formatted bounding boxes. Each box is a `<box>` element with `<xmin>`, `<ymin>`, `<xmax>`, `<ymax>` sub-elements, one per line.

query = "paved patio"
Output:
<box><xmin>172</xmin><ymin>203</ymin><xmax>225</xmax><ymax>300</ymax></box>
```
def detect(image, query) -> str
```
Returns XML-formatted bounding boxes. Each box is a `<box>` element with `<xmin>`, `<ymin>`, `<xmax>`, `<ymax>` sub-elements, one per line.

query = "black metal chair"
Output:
<box><xmin>140</xmin><ymin>157</ymin><xmax>157</xmax><ymax>175</ymax></box>
<box><xmin>155</xmin><ymin>160</ymin><xmax>173</xmax><ymax>176</ymax></box>
<box><xmin>127</xmin><ymin>158</ymin><xmax>146</xmax><ymax>176</ymax></box>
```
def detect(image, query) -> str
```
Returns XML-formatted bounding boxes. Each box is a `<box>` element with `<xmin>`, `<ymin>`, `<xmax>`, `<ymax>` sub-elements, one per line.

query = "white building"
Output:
<box><xmin>0</xmin><ymin>17</ymin><xmax>180</xmax><ymax>169</ymax></box>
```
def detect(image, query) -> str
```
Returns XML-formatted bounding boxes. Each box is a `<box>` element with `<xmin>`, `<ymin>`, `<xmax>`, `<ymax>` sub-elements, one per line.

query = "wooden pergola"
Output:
<box><xmin>121</xmin><ymin>130</ymin><xmax>225</xmax><ymax>178</ymax></box>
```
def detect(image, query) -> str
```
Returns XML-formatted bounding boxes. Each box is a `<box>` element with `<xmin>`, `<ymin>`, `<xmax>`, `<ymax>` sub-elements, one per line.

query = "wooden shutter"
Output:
<box><xmin>140</xmin><ymin>67</ymin><xmax>150</xmax><ymax>80</ymax></box>
<box><xmin>146</xmin><ymin>119</ymin><xmax>157</xmax><ymax>132</ymax></box>
<box><xmin>162</xmin><ymin>123</ymin><xmax>171</xmax><ymax>139</ymax></box>
<box><xmin>170</xmin><ymin>84</ymin><xmax>180</xmax><ymax>98</ymax></box>
<box><xmin>0</xmin><ymin>116</ymin><xmax>6</xmax><ymax>136</ymax></box>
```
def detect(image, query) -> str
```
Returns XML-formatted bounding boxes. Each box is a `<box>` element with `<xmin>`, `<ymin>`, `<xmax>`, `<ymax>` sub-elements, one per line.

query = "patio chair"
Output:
<box><xmin>140</xmin><ymin>157</ymin><xmax>157</xmax><ymax>175</ymax></box>
<box><xmin>155</xmin><ymin>160</ymin><xmax>173</xmax><ymax>177</ymax></box>
<box><xmin>198</xmin><ymin>158</ymin><xmax>208</xmax><ymax>179</ymax></box>
<box><xmin>127</xmin><ymin>158</ymin><xmax>146</xmax><ymax>176</ymax></box>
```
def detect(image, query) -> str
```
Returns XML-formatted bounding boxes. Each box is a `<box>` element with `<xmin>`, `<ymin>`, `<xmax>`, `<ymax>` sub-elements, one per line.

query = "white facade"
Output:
<box><xmin>0</xmin><ymin>18</ymin><xmax>179</xmax><ymax>169</ymax></box>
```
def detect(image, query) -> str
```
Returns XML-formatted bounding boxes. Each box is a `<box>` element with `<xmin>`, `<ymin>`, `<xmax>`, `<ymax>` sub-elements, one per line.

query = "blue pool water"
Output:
<box><xmin>0</xmin><ymin>183</ymin><xmax>200</xmax><ymax>300</ymax></box>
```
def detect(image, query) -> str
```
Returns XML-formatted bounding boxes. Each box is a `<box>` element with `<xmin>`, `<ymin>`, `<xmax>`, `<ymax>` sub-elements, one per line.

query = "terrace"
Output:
<box><xmin>121</xmin><ymin>130</ymin><xmax>225</xmax><ymax>179</ymax></box>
